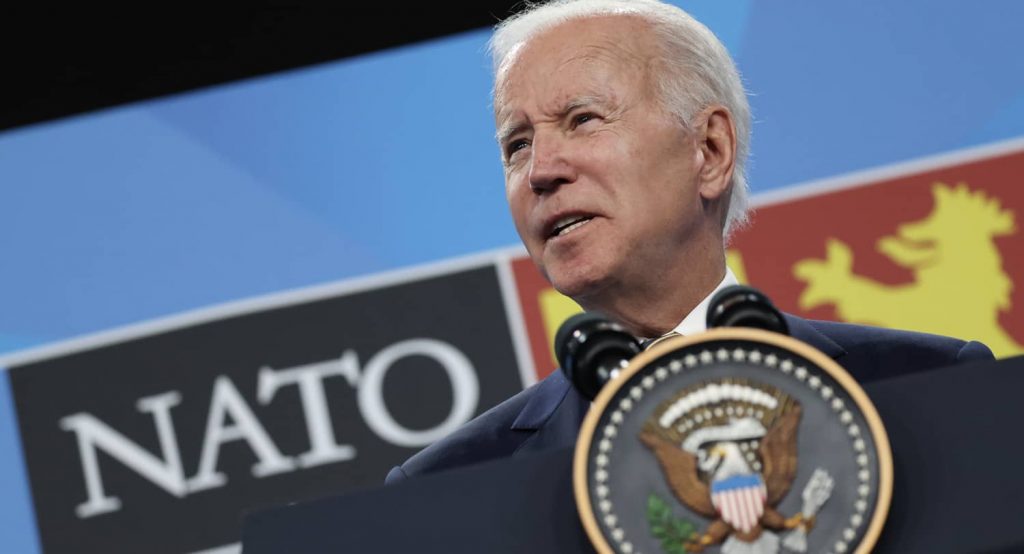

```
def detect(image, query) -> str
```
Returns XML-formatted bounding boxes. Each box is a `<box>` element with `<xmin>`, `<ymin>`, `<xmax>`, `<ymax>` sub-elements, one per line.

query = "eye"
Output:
<box><xmin>572</xmin><ymin>112</ymin><xmax>598</xmax><ymax>128</ymax></box>
<box><xmin>505</xmin><ymin>138</ymin><xmax>530</xmax><ymax>160</ymax></box>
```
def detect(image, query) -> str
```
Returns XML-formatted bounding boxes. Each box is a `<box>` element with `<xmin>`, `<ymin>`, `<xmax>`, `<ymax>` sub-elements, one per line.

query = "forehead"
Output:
<box><xmin>494</xmin><ymin>15</ymin><xmax>658</xmax><ymax>115</ymax></box>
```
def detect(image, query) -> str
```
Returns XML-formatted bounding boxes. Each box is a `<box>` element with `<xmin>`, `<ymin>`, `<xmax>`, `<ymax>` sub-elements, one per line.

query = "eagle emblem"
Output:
<box><xmin>573</xmin><ymin>335</ymin><xmax>891</xmax><ymax>554</ymax></box>
<box><xmin>640</xmin><ymin>380</ymin><xmax>833</xmax><ymax>553</ymax></box>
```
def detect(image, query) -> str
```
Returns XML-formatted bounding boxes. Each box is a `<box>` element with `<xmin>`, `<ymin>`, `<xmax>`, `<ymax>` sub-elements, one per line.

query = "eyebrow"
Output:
<box><xmin>496</xmin><ymin>95</ymin><xmax>606</xmax><ymax>145</ymax></box>
<box><xmin>496</xmin><ymin>121</ymin><xmax>527</xmax><ymax>147</ymax></box>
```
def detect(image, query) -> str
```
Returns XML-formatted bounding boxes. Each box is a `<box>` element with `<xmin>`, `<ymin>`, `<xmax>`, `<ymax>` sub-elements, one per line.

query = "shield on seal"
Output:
<box><xmin>711</xmin><ymin>474</ymin><xmax>767</xmax><ymax>534</ymax></box>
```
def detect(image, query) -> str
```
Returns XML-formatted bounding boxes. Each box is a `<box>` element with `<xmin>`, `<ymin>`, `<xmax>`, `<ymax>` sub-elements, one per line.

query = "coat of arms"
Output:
<box><xmin>573</xmin><ymin>329</ymin><xmax>891</xmax><ymax>554</ymax></box>
<box><xmin>640</xmin><ymin>380</ymin><xmax>833</xmax><ymax>553</ymax></box>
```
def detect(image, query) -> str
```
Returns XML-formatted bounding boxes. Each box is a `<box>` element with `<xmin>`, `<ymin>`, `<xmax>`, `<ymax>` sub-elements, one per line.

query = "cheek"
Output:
<box><xmin>505</xmin><ymin>179</ymin><xmax>533</xmax><ymax>236</ymax></box>
<box><xmin>591</xmin><ymin>126</ymin><xmax>654</xmax><ymax>175</ymax></box>
<box><xmin>575</xmin><ymin>131</ymin><xmax>634</xmax><ymax>191</ymax></box>
<box><xmin>587</xmin><ymin>128</ymin><xmax>630</xmax><ymax>160</ymax></box>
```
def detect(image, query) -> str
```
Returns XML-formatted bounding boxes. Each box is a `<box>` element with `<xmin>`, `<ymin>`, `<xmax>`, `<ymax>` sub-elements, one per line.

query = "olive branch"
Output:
<box><xmin>646</xmin><ymin>493</ymin><xmax>696</xmax><ymax>554</ymax></box>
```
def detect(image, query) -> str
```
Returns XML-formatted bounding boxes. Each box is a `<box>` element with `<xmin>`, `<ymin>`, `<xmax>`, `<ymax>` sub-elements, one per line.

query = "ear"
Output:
<box><xmin>696</xmin><ymin>106</ymin><xmax>737</xmax><ymax>202</ymax></box>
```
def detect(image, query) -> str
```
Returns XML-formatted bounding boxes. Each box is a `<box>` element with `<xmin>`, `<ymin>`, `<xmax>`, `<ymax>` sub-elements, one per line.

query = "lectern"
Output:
<box><xmin>243</xmin><ymin>355</ymin><xmax>1024</xmax><ymax>553</ymax></box>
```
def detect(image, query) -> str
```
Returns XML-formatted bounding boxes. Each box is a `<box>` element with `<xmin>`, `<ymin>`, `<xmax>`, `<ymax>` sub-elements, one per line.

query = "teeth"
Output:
<box><xmin>560</xmin><ymin>219</ymin><xmax>589</xmax><ymax>235</ymax></box>
<box><xmin>553</xmin><ymin>216</ymin><xmax>591</xmax><ymax>237</ymax></box>
<box><xmin>555</xmin><ymin>215</ymin><xmax>585</xmax><ymax>228</ymax></box>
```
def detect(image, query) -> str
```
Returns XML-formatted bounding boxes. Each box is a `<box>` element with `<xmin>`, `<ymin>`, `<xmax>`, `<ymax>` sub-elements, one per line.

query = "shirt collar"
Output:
<box><xmin>670</xmin><ymin>268</ymin><xmax>739</xmax><ymax>336</ymax></box>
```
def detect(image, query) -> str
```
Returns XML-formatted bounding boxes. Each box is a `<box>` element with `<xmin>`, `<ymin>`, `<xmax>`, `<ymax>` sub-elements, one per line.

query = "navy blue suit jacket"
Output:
<box><xmin>386</xmin><ymin>315</ymin><xmax>993</xmax><ymax>484</ymax></box>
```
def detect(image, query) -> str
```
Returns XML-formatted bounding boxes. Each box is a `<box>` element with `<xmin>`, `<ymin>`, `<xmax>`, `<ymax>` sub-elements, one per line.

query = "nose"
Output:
<box><xmin>528</xmin><ymin>134</ymin><xmax>577</xmax><ymax>193</ymax></box>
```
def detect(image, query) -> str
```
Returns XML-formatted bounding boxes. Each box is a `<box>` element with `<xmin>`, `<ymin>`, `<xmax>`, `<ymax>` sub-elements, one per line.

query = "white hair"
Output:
<box><xmin>489</xmin><ymin>0</ymin><xmax>752</xmax><ymax>237</ymax></box>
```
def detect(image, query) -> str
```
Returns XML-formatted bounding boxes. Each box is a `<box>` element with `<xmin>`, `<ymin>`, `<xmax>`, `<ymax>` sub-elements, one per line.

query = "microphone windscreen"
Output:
<box><xmin>706</xmin><ymin>284</ymin><xmax>789</xmax><ymax>335</ymax></box>
<box><xmin>554</xmin><ymin>311</ymin><xmax>607</xmax><ymax>370</ymax></box>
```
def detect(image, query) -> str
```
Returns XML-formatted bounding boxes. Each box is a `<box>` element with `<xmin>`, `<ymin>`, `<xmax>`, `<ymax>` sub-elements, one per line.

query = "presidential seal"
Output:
<box><xmin>573</xmin><ymin>328</ymin><xmax>892</xmax><ymax>554</ymax></box>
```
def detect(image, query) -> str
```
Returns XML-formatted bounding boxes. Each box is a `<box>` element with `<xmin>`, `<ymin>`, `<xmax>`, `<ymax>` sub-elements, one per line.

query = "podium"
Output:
<box><xmin>243</xmin><ymin>356</ymin><xmax>1024</xmax><ymax>553</ymax></box>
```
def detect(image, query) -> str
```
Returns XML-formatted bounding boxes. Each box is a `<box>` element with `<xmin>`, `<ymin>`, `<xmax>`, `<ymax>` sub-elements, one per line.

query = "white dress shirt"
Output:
<box><xmin>667</xmin><ymin>267</ymin><xmax>739</xmax><ymax>337</ymax></box>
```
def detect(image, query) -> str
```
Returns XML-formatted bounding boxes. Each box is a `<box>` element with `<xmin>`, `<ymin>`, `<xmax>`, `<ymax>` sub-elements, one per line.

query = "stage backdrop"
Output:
<box><xmin>1</xmin><ymin>2</ymin><xmax>1023</xmax><ymax>552</ymax></box>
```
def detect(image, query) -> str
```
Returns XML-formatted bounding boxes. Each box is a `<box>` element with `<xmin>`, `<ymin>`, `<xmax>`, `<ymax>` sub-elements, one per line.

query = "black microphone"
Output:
<box><xmin>706</xmin><ymin>284</ymin><xmax>789</xmax><ymax>335</ymax></box>
<box><xmin>556</xmin><ymin>312</ymin><xmax>642</xmax><ymax>401</ymax></box>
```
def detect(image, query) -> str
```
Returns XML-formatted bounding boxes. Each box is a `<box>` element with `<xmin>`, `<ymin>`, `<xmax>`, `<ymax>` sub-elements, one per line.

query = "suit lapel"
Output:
<box><xmin>509</xmin><ymin>371</ymin><xmax>589</xmax><ymax>456</ymax></box>
<box><xmin>784</xmin><ymin>314</ymin><xmax>847</xmax><ymax>359</ymax></box>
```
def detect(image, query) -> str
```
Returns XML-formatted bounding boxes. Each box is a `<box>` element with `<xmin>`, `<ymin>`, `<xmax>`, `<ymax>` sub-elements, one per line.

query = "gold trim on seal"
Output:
<box><xmin>572</xmin><ymin>327</ymin><xmax>893</xmax><ymax>554</ymax></box>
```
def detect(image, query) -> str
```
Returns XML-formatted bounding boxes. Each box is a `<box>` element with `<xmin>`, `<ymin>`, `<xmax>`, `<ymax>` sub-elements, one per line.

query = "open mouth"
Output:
<box><xmin>549</xmin><ymin>215</ymin><xmax>594</xmax><ymax>238</ymax></box>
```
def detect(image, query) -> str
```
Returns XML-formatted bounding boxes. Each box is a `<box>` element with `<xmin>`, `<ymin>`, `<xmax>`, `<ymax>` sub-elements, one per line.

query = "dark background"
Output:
<box><xmin>1</xmin><ymin>4</ymin><xmax>523</xmax><ymax>132</ymax></box>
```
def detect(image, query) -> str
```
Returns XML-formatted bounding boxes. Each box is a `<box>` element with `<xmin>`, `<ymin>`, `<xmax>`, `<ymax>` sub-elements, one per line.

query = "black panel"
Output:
<box><xmin>10</xmin><ymin>265</ymin><xmax>525</xmax><ymax>553</ymax></box>
<box><xmin>0</xmin><ymin>4</ymin><xmax>523</xmax><ymax>132</ymax></box>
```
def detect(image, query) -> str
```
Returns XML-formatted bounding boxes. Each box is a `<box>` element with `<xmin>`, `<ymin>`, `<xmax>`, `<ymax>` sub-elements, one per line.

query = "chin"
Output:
<box><xmin>546</xmin><ymin>263</ymin><xmax>610</xmax><ymax>303</ymax></box>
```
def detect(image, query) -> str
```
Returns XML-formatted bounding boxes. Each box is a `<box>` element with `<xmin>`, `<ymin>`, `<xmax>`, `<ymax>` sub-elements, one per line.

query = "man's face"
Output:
<box><xmin>495</xmin><ymin>16</ymin><xmax>710</xmax><ymax>307</ymax></box>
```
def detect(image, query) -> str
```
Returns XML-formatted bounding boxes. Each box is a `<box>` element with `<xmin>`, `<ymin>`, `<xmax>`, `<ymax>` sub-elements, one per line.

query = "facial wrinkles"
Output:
<box><xmin>496</xmin><ymin>34</ymin><xmax>651</xmax><ymax>158</ymax></box>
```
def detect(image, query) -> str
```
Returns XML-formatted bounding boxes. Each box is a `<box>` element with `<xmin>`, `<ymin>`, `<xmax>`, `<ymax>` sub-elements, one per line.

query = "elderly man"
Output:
<box><xmin>386</xmin><ymin>0</ymin><xmax>992</xmax><ymax>484</ymax></box>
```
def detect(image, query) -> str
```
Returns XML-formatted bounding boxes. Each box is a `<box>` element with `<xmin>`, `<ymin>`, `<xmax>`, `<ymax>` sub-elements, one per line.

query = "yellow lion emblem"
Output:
<box><xmin>793</xmin><ymin>182</ymin><xmax>1022</xmax><ymax>358</ymax></box>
